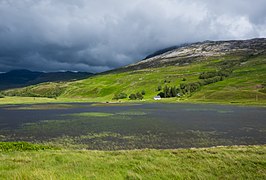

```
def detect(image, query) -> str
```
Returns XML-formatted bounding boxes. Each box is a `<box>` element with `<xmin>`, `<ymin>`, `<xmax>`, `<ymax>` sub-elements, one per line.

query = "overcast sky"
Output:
<box><xmin>0</xmin><ymin>0</ymin><xmax>265</xmax><ymax>72</ymax></box>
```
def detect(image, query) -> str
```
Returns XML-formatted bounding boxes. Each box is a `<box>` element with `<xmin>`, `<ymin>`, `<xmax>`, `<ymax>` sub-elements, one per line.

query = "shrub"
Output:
<box><xmin>218</xmin><ymin>70</ymin><xmax>231</xmax><ymax>77</ymax></box>
<box><xmin>129</xmin><ymin>94</ymin><xmax>137</xmax><ymax>100</ymax></box>
<box><xmin>170</xmin><ymin>86</ymin><xmax>177</xmax><ymax>97</ymax></box>
<box><xmin>141</xmin><ymin>90</ymin><xmax>146</xmax><ymax>95</ymax></box>
<box><xmin>180</xmin><ymin>82</ymin><xmax>201</xmax><ymax>94</ymax></box>
<box><xmin>199</xmin><ymin>70</ymin><xmax>231</xmax><ymax>80</ymax></box>
<box><xmin>0</xmin><ymin>92</ymin><xmax>4</xmax><ymax>98</ymax></box>
<box><xmin>157</xmin><ymin>92</ymin><xmax>165</xmax><ymax>97</ymax></box>
<box><xmin>176</xmin><ymin>88</ymin><xmax>180</xmax><ymax>94</ymax></box>
<box><xmin>113</xmin><ymin>92</ymin><xmax>127</xmax><ymax>100</ymax></box>
<box><xmin>180</xmin><ymin>83</ymin><xmax>188</xmax><ymax>94</ymax></box>
<box><xmin>199</xmin><ymin>71</ymin><xmax>218</xmax><ymax>79</ymax></box>
<box><xmin>136</xmin><ymin>92</ymin><xmax>143</xmax><ymax>100</ymax></box>
<box><xmin>159</xmin><ymin>86</ymin><xmax>180</xmax><ymax>98</ymax></box>
<box><xmin>163</xmin><ymin>85</ymin><xmax>170</xmax><ymax>98</ymax></box>
<box><xmin>157</xmin><ymin>85</ymin><xmax>162</xmax><ymax>91</ymax></box>
<box><xmin>201</xmin><ymin>76</ymin><xmax>223</xmax><ymax>85</ymax></box>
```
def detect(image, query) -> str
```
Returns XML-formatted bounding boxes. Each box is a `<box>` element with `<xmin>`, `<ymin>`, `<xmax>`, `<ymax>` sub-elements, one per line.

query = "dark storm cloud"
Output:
<box><xmin>0</xmin><ymin>0</ymin><xmax>265</xmax><ymax>72</ymax></box>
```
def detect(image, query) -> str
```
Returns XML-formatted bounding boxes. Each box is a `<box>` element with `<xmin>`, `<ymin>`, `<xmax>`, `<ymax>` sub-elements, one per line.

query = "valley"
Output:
<box><xmin>1</xmin><ymin>39</ymin><xmax>266</xmax><ymax>179</ymax></box>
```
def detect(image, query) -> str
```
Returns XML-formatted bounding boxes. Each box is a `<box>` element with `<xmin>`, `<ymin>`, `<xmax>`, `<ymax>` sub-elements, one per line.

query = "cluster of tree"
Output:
<box><xmin>129</xmin><ymin>90</ymin><xmax>145</xmax><ymax>100</ymax></box>
<box><xmin>112</xmin><ymin>92</ymin><xmax>127</xmax><ymax>100</ymax></box>
<box><xmin>157</xmin><ymin>86</ymin><xmax>180</xmax><ymax>98</ymax></box>
<box><xmin>180</xmin><ymin>76</ymin><xmax>227</xmax><ymax>94</ymax></box>
<box><xmin>201</xmin><ymin>76</ymin><xmax>224</xmax><ymax>85</ymax></box>
<box><xmin>199</xmin><ymin>70</ymin><xmax>230</xmax><ymax>79</ymax></box>
<box><xmin>129</xmin><ymin>92</ymin><xmax>143</xmax><ymax>100</ymax></box>
<box><xmin>180</xmin><ymin>82</ymin><xmax>201</xmax><ymax>94</ymax></box>
<box><xmin>157</xmin><ymin>69</ymin><xmax>232</xmax><ymax>98</ymax></box>
<box><xmin>113</xmin><ymin>90</ymin><xmax>146</xmax><ymax>100</ymax></box>
<box><xmin>180</xmin><ymin>70</ymin><xmax>231</xmax><ymax>94</ymax></box>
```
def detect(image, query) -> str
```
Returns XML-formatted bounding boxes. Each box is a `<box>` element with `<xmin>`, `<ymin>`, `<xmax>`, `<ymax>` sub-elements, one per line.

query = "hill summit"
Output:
<box><xmin>123</xmin><ymin>38</ymin><xmax>266</xmax><ymax>71</ymax></box>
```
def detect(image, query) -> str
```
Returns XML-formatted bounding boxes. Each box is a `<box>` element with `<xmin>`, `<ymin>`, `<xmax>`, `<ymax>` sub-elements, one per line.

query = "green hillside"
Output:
<box><xmin>2</xmin><ymin>54</ymin><xmax>266</xmax><ymax>105</ymax></box>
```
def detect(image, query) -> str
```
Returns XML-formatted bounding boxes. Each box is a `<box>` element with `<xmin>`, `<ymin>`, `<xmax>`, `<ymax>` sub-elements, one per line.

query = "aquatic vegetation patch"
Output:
<box><xmin>5</xmin><ymin>104</ymin><xmax>76</xmax><ymax>110</ymax></box>
<box><xmin>184</xmin><ymin>108</ymin><xmax>234</xmax><ymax>113</ymax></box>
<box><xmin>91</xmin><ymin>103</ymin><xmax>141</xmax><ymax>107</ymax></box>
<box><xmin>116</xmin><ymin>111</ymin><xmax>147</xmax><ymax>116</ymax></box>
<box><xmin>70</xmin><ymin>112</ymin><xmax>114</xmax><ymax>117</ymax></box>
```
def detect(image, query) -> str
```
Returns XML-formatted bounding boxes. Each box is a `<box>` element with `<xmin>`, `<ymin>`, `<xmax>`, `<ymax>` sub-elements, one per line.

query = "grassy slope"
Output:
<box><xmin>192</xmin><ymin>55</ymin><xmax>266</xmax><ymax>103</ymax></box>
<box><xmin>0</xmin><ymin>144</ymin><xmax>265</xmax><ymax>179</ymax></box>
<box><xmin>1</xmin><ymin>54</ymin><xmax>266</xmax><ymax>105</ymax></box>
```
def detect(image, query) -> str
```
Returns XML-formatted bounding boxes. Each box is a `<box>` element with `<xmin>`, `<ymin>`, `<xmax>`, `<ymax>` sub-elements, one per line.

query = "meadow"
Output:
<box><xmin>0</xmin><ymin>142</ymin><xmax>265</xmax><ymax>179</ymax></box>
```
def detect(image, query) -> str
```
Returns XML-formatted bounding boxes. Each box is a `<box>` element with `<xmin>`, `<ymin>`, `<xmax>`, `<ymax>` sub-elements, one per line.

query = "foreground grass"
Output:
<box><xmin>0</xmin><ymin>143</ymin><xmax>265</xmax><ymax>179</ymax></box>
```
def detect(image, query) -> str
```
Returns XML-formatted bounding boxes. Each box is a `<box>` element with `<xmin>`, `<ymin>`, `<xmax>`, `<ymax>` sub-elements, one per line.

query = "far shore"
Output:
<box><xmin>1</xmin><ymin>96</ymin><xmax>266</xmax><ymax>107</ymax></box>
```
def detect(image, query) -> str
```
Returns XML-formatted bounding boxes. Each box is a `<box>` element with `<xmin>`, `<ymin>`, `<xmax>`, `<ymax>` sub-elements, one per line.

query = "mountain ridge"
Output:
<box><xmin>0</xmin><ymin>69</ymin><xmax>93</xmax><ymax>90</ymax></box>
<box><xmin>123</xmin><ymin>38</ymin><xmax>266</xmax><ymax>71</ymax></box>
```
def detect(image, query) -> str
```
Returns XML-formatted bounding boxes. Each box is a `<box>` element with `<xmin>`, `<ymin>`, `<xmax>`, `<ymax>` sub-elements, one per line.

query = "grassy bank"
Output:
<box><xmin>1</xmin><ymin>96</ymin><xmax>266</xmax><ymax>107</ymax></box>
<box><xmin>0</xmin><ymin>96</ymin><xmax>97</xmax><ymax>105</ymax></box>
<box><xmin>0</xmin><ymin>143</ymin><xmax>265</xmax><ymax>179</ymax></box>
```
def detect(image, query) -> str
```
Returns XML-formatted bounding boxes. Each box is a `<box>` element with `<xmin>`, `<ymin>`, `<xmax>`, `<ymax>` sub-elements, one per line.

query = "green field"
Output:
<box><xmin>0</xmin><ymin>142</ymin><xmax>265</xmax><ymax>179</ymax></box>
<box><xmin>1</xmin><ymin>54</ymin><xmax>266</xmax><ymax>105</ymax></box>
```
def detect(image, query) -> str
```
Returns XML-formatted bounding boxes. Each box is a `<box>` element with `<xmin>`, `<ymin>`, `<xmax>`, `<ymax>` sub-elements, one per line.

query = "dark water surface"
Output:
<box><xmin>0</xmin><ymin>103</ymin><xmax>265</xmax><ymax>150</ymax></box>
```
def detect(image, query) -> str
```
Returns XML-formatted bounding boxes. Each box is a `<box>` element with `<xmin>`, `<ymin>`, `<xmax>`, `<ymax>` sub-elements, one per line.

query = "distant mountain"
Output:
<box><xmin>0</xmin><ymin>69</ymin><xmax>93</xmax><ymax>90</ymax></box>
<box><xmin>123</xmin><ymin>38</ymin><xmax>266</xmax><ymax>71</ymax></box>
